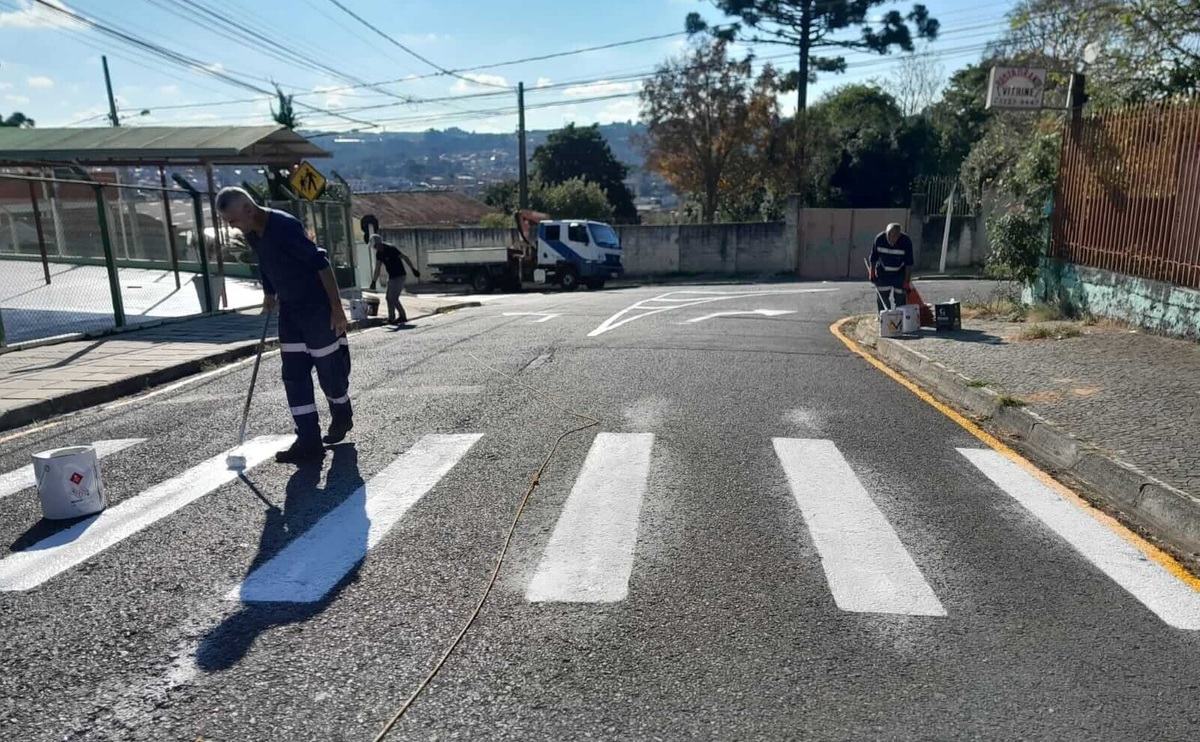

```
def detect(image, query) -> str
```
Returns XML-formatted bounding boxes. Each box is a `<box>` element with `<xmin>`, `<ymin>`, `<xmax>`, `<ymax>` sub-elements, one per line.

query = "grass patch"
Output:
<box><xmin>996</xmin><ymin>395</ymin><xmax>1027</xmax><ymax>408</ymax></box>
<box><xmin>963</xmin><ymin>297</ymin><xmax>1026</xmax><ymax>322</ymax></box>
<box><xmin>965</xmin><ymin>379</ymin><xmax>992</xmax><ymax>388</ymax></box>
<box><xmin>1026</xmin><ymin>303</ymin><xmax>1068</xmax><ymax>322</ymax></box>
<box><xmin>1018</xmin><ymin>323</ymin><xmax>1082</xmax><ymax>341</ymax></box>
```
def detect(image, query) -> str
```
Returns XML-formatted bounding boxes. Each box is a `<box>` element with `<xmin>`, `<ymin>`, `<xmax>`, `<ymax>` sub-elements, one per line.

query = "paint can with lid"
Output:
<box><xmin>32</xmin><ymin>445</ymin><xmax>107</xmax><ymax>520</ymax></box>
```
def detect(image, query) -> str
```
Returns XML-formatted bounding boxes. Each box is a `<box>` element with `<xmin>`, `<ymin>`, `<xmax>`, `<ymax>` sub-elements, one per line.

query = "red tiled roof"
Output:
<box><xmin>351</xmin><ymin>190</ymin><xmax>494</xmax><ymax>228</ymax></box>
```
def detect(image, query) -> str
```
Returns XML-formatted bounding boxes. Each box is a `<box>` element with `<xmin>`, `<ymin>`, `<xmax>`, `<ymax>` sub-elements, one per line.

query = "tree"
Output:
<box><xmin>1</xmin><ymin>112</ymin><xmax>34</xmax><ymax>128</ymax></box>
<box><xmin>890</xmin><ymin>47</ymin><xmax>944</xmax><ymax>117</ymax></box>
<box><xmin>270</xmin><ymin>83</ymin><xmax>299</xmax><ymax>129</ymax></box>
<box><xmin>639</xmin><ymin>38</ymin><xmax>779</xmax><ymax>223</ymax></box>
<box><xmin>531</xmin><ymin>124</ymin><xmax>637</xmax><ymax>223</ymax></box>
<box><xmin>803</xmin><ymin>84</ymin><xmax>920</xmax><ymax>208</ymax></box>
<box><xmin>926</xmin><ymin>63</ymin><xmax>993</xmax><ymax>176</ymax></box>
<box><xmin>531</xmin><ymin>178</ymin><xmax>615</xmax><ymax>222</ymax></box>
<box><xmin>686</xmin><ymin>1</ymin><xmax>940</xmax><ymax>191</ymax></box>
<box><xmin>481</xmin><ymin>180</ymin><xmax>520</xmax><ymax>213</ymax></box>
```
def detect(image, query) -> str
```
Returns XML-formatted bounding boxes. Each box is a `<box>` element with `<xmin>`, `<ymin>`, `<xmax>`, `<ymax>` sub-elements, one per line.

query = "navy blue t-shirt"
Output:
<box><xmin>244</xmin><ymin>209</ymin><xmax>331</xmax><ymax>306</ymax></box>
<box><xmin>870</xmin><ymin>231</ymin><xmax>913</xmax><ymax>284</ymax></box>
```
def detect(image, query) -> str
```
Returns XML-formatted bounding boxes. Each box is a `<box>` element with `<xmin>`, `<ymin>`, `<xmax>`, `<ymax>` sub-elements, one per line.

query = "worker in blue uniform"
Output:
<box><xmin>216</xmin><ymin>187</ymin><xmax>352</xmax><ymax>465</ymax></box>
<box><xmin>869</xmin><ymin>222</ymin><xmax>914</xmax><ymax>312</ymax></box>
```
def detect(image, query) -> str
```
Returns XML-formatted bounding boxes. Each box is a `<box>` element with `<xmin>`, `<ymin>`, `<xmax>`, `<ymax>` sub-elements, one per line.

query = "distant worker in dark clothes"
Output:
<box><xmin>869</xmin><ymin>222</ymin><xmax>914</xmax><ymax>311</ymax></box>
<box><xmin>216</xmin><ymin>187</ymin><xmax>352</xmax><ymax>465</ymax></box>
<box><xmin>368</xmin><ymin>234</ymin><xmax>420</xmax><ymax>325</ymax></box>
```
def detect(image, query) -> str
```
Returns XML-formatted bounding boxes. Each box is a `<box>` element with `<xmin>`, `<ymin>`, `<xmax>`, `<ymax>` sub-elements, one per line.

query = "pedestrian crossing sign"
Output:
<box><xmin>290</xmin><ymin>160</ymin><xmax>326</xmax><ymax>201</ymax></box>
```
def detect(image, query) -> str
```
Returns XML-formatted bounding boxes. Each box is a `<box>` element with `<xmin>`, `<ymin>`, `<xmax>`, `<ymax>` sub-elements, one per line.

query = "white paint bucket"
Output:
<box><xmin>32</xmin><ymin>445</ymin><xmax>107</xmax><ymax>520</ymax></box>
<box><xmin>879</xmin><ymin>309</ymin><xmax>904</xmax><ymax>338</ymax></box>
<box><xmin>900</xmin><ymin>304</ymin><xmax>921</xmax><ymax>333</ymax></box>
<box><xmin>349</xmin><ymin>298</ymin><xmax>368</xmax><ymax>321</ymax></box>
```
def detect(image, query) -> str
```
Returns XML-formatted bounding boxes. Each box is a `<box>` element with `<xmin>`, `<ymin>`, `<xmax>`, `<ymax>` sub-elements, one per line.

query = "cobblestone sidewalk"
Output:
<box><xmin>868</xmin><ymin>317</ymin><xmax>1199</xmax><ymax>498</ymax></box>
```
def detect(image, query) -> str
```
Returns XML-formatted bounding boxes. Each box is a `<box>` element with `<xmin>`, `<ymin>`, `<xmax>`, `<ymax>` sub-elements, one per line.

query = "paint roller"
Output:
<box><xmin>226</xmin><ymin>308</ymin><xmax>273</xmax><ymax>470</ymax></box>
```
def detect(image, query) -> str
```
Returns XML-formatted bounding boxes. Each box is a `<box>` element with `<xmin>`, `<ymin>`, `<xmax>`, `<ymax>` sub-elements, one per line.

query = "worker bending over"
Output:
<box><xmin>870</xmin><ymin>222</ymin><xmax>914</xmax><ymax>311</ymax></box>
<box><xmin>216</xmin><ymin>187</ymin><xmax>352</xmax><ymax>465</ymax></box>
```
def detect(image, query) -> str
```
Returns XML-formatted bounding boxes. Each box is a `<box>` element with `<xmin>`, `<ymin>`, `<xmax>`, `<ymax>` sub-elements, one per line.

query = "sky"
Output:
<box><xmin>0</xmin><ymin>0</ymin><xmax>1020</xmax><ymax>135</ymax></box>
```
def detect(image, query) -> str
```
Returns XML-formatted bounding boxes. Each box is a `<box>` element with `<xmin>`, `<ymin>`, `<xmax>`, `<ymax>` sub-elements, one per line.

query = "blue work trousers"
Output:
<box><xmin>278</xmin><ymin>301</ymin><xmax>352</xmax><ymax>444</ymax></box>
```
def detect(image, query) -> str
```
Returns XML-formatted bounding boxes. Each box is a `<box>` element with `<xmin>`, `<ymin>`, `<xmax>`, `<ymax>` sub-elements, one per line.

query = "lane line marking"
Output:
<box><xmin>830</xmin><ymin>317</ymin><xmax>1200</xmax><ymax>596</ymax></box>
<box><xmin>682</xmin><ymin>309</ymin><xmax>796</xmax><ymax>324</ymax></box>
<box><xmin>502</xmin><ymin>312</ymin><xmax>560</xmax><ymax>323</ymax></box>
<box><xmin>526</xmin><ymin>432</ymin><xmax>655</xmax><ymax>603</ymax></box>
<box><xmin>773</xmin><ymin>437</ymin><xmax>946</xmax><ymax>616</ymax></box>
<box><xmin>960</xmin><ymin>448</ymin><xmax>1200</xmax><ymax>629</ymax></box>
<box><xmin>0</xmin><ymin>436</ymin><xmax>291</xmax><ymax>592</ymax></box>
<box><xmin>0</xmin><ymin>438</ymin><xmax>146</xmax><ymax>500</ymax></box>
<box><xmin>227</xmin><ymin>434</ymin><xmax>483</xmax><ymax>603</ymax></box>
<box><xmin>588</xmin><ymin>288</ymin><xmax>837</xmax><ymax>337</ymax></box>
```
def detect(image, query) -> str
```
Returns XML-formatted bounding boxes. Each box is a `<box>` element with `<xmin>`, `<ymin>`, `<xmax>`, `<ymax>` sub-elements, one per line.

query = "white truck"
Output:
<box><xmin>425</xmin><ymin>210</ymin><xmax>625</xmax><ymax>293</ymax></box>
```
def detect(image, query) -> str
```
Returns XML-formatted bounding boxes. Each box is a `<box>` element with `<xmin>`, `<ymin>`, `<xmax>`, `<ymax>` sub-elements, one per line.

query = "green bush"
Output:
<box><xmin>987</xmin><ymin>208</ymin><xmax>1044</xmax><ymax>286</ymax></box>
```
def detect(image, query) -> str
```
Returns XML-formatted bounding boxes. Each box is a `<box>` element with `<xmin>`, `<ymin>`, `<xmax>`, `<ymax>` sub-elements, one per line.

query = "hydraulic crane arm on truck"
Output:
<box><xmin>423</xmin><ymin>209</ymin><xmax>625</xmax><ymax>293</ymax></box>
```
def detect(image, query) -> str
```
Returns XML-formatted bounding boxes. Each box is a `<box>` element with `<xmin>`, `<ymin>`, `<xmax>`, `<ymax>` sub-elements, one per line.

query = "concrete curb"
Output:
<box><xmin>850</xmin><ymin>317</ymin><xmax>1200</xmax><ymax>555</ymax></box>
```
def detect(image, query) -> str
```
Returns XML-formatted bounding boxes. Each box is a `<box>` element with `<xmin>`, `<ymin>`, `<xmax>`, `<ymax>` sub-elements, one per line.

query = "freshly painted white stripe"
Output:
<box><xmin>959</xmin><ymin>448</ymin><xmax>1200</xmax><ymax>630</ymax></box>
<box><xmin>289</xmin><ymin>404</ymin><xmax>318</xmax><ymax>416</ymax></box>
<box><xmin>309</xmin><ymin>339</ymin><xmax>342</xmax><ymax>358</ymax></box>
<box><xmin>228</xmin><ymin>433</ymin><xmax>482</xmax><ymax>603</ymax></box>
<box><xmin>588</xmin><ymin>288</ymin><xmax>836</xmax><ymax>337</ymax></box>
<box><xmin>502</xmin><ymin>312</ymin><xmax>559</xmax><ymax>323</ymax></box>
<box><xmin>773</xmin><ymin>438</ymin><xmax>946</xmax><ymax>617</ymax></box>
<box><xmin>683</xmin><ymin>309</ymin><xmax>796</xmax><ymax>324</ymax></box>
<box><xmin>0</xmin><ymin>436</ymin><xmax>290</xmax><ymax>592</ymax></box>
<box><xmin>326</xmin><ymin>393</ymin><xmax>351</xmax><ymax>404</ymax></box>
<box><xmin>279</xmin><ymin>342</ymin><xmax>307</xmax><ymax>353</ymax></box>
<box><xmin>527</xmin><ymin>432</ymin><xmax>655</xmax><ymax>603</ymax></box>
<box><xmin>0</xmin><ymin>439</ymin><xmax>146</xmax><ymax>501</ymax></box>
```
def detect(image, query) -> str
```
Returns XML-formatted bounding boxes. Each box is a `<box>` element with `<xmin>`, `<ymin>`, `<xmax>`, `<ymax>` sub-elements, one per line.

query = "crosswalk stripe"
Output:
<box><xmin>526</xmin><ymin>432</ymin><xmax>655</xmax><ymax>603</ymax></box>
<box><xmin>773</xmin><ymin>438</ymin><xmax>947</xmax><ymax>617</ymax></box>
<box><xmin>227</xmin><ymin>433</ymin><xmax>483</xmax><ymax>603</ymax></box>
<box><xmin>0</xmin><ymin>439</ymin><xmax>147</xmax><ymax>501</ymax></box>
<box><xmin>0</xmin><ymin>436</ymin><xmax>290</xmax><ymax>592</ymax></box>
<box><xmin>959</xmin><ymin>448</ymin><xmax>1200</xmax><ymax>630</ymax></box>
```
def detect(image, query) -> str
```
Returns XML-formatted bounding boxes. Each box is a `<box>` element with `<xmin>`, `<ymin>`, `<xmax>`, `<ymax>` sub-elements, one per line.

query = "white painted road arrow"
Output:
<box><xmin>683</xmin><ymin>309</ymin><xmax>796</xmax><ymax>324</ymax></box>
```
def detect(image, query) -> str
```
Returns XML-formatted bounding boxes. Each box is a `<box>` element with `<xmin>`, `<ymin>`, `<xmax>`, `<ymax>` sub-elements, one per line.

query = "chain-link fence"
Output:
<box><xmin>0</xmin><ymin>169</ymin><xmax>264</xmax><ymax>347</ymax></box>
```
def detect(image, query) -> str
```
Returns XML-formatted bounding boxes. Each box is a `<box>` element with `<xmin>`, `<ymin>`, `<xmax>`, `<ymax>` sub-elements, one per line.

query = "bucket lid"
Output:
<box><xmin>34</xmin><ymin>445</ymin><xmax>94</xmax><ymax>460</ymax></box>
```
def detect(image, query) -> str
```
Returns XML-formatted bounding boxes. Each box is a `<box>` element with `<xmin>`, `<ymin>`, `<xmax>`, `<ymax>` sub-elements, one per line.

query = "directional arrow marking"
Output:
<box><xmin>587</xmin><ymin>288</ymin><xmax>836</xmax><ymax>337</ymax></box>
<box><xmin>682</xmin><ymin>309</ymin><xmax>796</xmax><ymax>324</ymax></box>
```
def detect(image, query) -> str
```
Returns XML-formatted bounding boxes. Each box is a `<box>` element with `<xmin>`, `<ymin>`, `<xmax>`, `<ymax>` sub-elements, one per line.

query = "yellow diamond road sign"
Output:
<box><xmin>290</xmin><ymin>160</ymin><xmax>326</xmax><ymax>201</ymax></box>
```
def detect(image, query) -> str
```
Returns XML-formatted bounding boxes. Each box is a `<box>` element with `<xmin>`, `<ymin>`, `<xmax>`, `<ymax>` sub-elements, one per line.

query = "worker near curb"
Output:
<box><xmin>368</xmin><ymin>234</ymin><xmax>420</xmax><ymax>325</ymax></box>
<box><xmin>869</xmin><ymin>222</ymin><xmax>914</xmax><ymax>311</ymax></box>
<box><xmin>216</xmin><ymin>187</ymin><xmax>352</xmax><ymax>465</ymax></box>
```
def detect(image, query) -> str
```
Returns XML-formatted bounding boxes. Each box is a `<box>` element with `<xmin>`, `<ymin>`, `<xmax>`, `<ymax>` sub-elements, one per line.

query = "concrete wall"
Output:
<box><xmin>615</xmin><ymin>222</ymin><xmax>790</xmax><ymax>276</ymax></box>
<box><xmin>795</xmin><ymin>206</ymin><xmax>910</xmax><ymax>280</ymax></box>
<box><xmin>1029</xmin><ymin>258</ymin><xmax>1200</xmax><ymax>340</ymax></box>
<box><xmin>915</xmin><ymin>215</ymin><xmax>988</xmax><ymax>271</ymax></box>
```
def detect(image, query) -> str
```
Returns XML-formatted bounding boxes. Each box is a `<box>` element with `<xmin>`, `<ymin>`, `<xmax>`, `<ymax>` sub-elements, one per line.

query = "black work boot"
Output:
<box><xmin>275</xmin><ymin>438</ymin><xmax>325</xmax><ymax>464</ymax></box>
<box><xmin>323</xmin><ymin>414</ymin><xmax>354</xmax><ymax>445</ymax></box>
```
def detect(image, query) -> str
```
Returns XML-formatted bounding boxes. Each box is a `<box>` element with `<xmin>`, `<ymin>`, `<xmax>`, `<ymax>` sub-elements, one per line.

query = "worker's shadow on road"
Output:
<box><xmin>195</xmin><ymin>443</ymin><xmax>367</xmax><ymax>674</ymax></box>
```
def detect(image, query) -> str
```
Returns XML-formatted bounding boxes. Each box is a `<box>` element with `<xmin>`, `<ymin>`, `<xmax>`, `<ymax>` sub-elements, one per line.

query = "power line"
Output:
<box><xmin>324</xmin><ymin>0</ymin><xmax>512</xmax><ymax>90</ymax></box>
<box><xmin>29</xmin><ymin>0</ymin><xmax>383</xmax><ymax>128</ymax></box>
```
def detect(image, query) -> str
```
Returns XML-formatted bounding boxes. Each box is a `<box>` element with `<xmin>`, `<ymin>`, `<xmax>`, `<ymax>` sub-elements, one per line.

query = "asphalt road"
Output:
<box><xmin>1</xmin><ymin>279</ymin><xmax>1198</xmax><ymax>742</ymax></box>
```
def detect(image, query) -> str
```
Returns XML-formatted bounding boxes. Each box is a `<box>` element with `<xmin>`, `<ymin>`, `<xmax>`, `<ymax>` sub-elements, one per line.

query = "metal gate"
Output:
<box><xmin>269</xmin><ymin>173</ymin><xmax>357</xmax><ymax>290</ymax></box>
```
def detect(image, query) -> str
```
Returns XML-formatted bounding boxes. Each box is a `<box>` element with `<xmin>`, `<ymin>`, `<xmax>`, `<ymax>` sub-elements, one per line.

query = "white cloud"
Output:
<box><xmin>451</xmin><ymin>73</ymin><xmax>508</xmax><ymax>93</ymax></box>
<box><xmin>0</xmin><ymin>0</ymin><xmax>84</xmax><ymax>29</ymax></box>
<box><xmin>562</xmin><ymin>80</ymin><xmax>641</xmax><ymax>98</ymax></box>
<box><xmin>0</xmin><ymin>82</ymin><xmax>11</xmax><ymax>90</ymax></box>
<box><xmin>5</xmin><ymin>94</ymin><xmax>31</xmax><ymax>104</ymax></box>
<box><xmin>313</xmin><ymin>84</ymin><xmax>346</xmax><ymax>108</ymax></box>
<box><xmin>160</xmin><ymin>84</ymin><xmax>180</xmax><ymax>95</ymax></box>
<box><xmin>535</xmin><ymin>77</ymin><xmax>552</xmax><ymax>89</ymax></box>
<box><xmin>399</xmin><ymin>32</ymin><xmax>450</xmax><ymax>44</ymax></box>
<box><xmin>191</xmin><ymin>61</ymin><xmax>224</xmax><ymax>74</ymax></box>
<box><xmin>27</xmin><ymin>75</ymin><xmax>54</xmax><ymax>89</ymax></box>
<box><xmin>599</xmin><ymin>99</ymin><xmax>641</xmax><ymax>123</ymax></box>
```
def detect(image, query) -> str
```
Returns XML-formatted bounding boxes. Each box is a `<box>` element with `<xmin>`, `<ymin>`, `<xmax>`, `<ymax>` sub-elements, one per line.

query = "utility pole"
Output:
<box><xmin>518</xmin><ymin>81</ymin><xmax>528</xmax><ymax>210</ymax></box>
<box><xmin>102</xmin><ymin>56</ymin><xmax>119</xmax><ymax>127</ymax></box>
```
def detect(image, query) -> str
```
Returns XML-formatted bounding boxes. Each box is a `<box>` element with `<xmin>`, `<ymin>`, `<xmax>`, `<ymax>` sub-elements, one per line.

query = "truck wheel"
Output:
<box><xmin>560</xmin><ymin>270</ymin><xmax>580</xmax><ymax>292</ymax></box>
<box><xmin>472</xmin><ymin>270</ymin><xmax>494</xmax><ymax>294</ymax></box>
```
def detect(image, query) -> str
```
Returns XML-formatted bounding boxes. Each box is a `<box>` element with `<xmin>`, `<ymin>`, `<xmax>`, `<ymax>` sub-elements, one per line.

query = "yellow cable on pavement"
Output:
<box><xmin>371</xmin><ymin>349</ymin><xmax>602</xmax><ymax>742</ymax></box>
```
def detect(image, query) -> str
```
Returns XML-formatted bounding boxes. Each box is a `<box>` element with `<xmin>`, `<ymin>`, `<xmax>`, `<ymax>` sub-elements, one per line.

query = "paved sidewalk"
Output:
<box><xmin>0</xmin><ymin>294</ymin><xmax>480</xmax><ymax>433</ymax></box>
<box><xmin>851</xmin><ymin>311</ymin><xmax>1200</xmax><ymax>556</ymax></box>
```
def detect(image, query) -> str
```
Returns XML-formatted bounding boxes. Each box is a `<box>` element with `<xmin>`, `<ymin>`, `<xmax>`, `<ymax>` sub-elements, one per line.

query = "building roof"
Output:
<box><xmin>0</xmin><ymin>125</ymin><xmax>331</xmax><ymax>166</ymax></box>
<box><xmin>352</xmin><ymin>190</ymin><xmax>495</xmax><ymax>228</ymax></box>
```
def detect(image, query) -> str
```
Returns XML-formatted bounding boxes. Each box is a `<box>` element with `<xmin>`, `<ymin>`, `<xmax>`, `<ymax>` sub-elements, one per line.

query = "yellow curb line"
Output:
<box><xmin>831</xmin><ymin>315</ymin><xmax>1200</xmax><ymax>592</ymax></box>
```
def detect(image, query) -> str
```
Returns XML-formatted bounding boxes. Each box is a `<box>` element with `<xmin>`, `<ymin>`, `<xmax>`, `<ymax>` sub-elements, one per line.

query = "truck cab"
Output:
<box><xmin>532</xmin><ymin>220</ymin><xmax>623</xmax><ymax>291</ymax></box>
